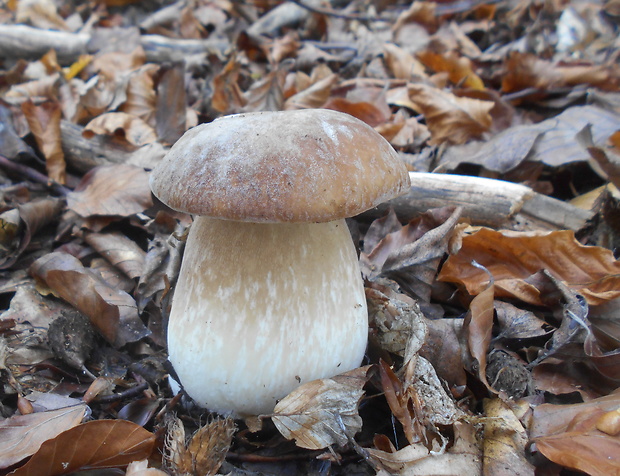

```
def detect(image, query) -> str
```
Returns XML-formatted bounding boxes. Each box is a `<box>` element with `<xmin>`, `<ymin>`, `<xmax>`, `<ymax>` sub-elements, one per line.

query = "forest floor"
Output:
<box><xmin>1</xmin><ymin>0</ymin><xmax>620</xmax><ymax>474</ymax></box>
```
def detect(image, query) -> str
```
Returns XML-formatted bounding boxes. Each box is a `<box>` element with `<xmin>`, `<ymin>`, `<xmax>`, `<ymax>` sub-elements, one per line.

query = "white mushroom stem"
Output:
<box><xmin>168</xmin><ymin>216</ymin><xmax>368</xmax><ymax>416</ymax></box>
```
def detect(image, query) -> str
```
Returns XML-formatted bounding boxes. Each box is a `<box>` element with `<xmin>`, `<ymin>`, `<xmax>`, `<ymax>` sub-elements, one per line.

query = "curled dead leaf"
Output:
<box><xmin>272</xmin><ymin>366</ymin><xmax>370</xmax><ymax>450</ymax></box>
<box><xmin>407</xmin><ymin>83</ymin><xmax>493</xmax><ymax>145</ymax></box>
<box><xmin>30</xmin><ymin>251</ymin><xmax>149</xmax><ymax>347</ymax></box>
<box><xmin>439</xmin><ymin>228</ymin><xmax>620</xmax><ymax>306</ymax></box>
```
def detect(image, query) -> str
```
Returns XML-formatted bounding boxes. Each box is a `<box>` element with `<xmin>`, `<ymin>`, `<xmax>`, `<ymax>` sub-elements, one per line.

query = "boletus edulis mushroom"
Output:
<box><xmin>150</xmin><ymin>109</ymin><xmax>411</xmax><ymax>416</ymax></box>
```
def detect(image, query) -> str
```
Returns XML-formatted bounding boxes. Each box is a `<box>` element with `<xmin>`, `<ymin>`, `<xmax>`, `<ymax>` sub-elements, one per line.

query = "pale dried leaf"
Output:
<box><xmin>483</xmin><ymin>398</ymin><xmax>535</xmax><ymax>475</ymax></box>
<box><xmin>0</xmin><ymin>404</ymin><xmax>86</xmax><ymax>469</ymax></box>
<box><xmin>272</xmin><ymin>366</ymin><xmax>370</xmax><ymax>450</ymax></box>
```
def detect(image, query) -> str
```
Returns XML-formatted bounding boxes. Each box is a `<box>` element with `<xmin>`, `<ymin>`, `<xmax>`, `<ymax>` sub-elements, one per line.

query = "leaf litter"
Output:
<box><xmin>0</xmin><ymin>0</ymin><xmax>620</xmax><ymax>474</ymax></box>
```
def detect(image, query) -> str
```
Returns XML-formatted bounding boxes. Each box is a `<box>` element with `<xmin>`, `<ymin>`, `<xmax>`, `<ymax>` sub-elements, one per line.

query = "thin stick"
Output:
<box><xmin>0</xmin><ymin>155</ymin><xmax>71</xmax><ymax>196</ymax></box>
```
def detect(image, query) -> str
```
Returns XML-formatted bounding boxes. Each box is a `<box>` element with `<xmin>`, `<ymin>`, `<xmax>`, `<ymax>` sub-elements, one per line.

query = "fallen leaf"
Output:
<box><xmin>463</xmin><ymin>274</ymin><xmax>496</xmax><ymax>392</ymax></box>
<box><xmin>408</xmin><ymin>83</ymin><xmax>493</xmax><ymax>145</ymax></box>
<box><xmin>0</xmin><ymin>404</ymin><xmax>87</xmax><ymax>469</ymax></box>
<box><xmin>21</xmin><ymin>99</ymin><xmax>66</xmax><ymax>183</ymax></box>
<box><xmin>0</xmin><ymin>197</ymin><xmax>64</xmax><ymax>269</ymax></box>
<box><xmin>370</xmin><ymin>421</ymin><xmax>482</xmax><ymax>475</ymax></box>
<box><xmin>531</xmin><ymin>392</ymin><xmax>620</xmax><ymax>476</ymax></box>
<box><xmin>417</xmin><ymin>50</ymin><xmax>484</xmax><ymax>90</ymax></box>
<box><xmin>66</xmin><ymin>164</ymin><xmax>152</xmax><ymax>218</ymax></box>
<box><xmin>30</xmin><ymin>251</ymin><xmax>150</xmax><ymax>347</ymax></box>
<box><xmin>483</xmin><ymin>398</ymin><xmax>535</xmax><ymax>475</ymax></box>
<box><xmin>155</xmin><ymin>62</ymin><xmax>187</xmax><ymax>145</ymax></box>
<box><xmin>366</xmin><ymin>287</ymin><xmax>427</xmax><ymax>362</ymax></box>
<box><xmin>502</xmin><ymin>51</ymin><xmax>620</xmax><ymax>93</ymax></box>
<box><xmin>272</xmin><ymin>366</ymin><xmax>369</xmax><ymax>450</ymax></box>
<box><xmin>83</xmin><ymin>112</ymin><xmax>157</xmax><ymax>147</ymax></box>
<box><xmin>362</xmin><ymin>207</ymin><xmax>462</xmax><ymax>311</ymax></box>
<box><xmin>83</xmin><ymin>231</ymin><xmax>147</xmax><ymax>280</ymax></box>
<box><xmin>438</xmin><ymin>228</ymin><xmax>620</xmax><ymax>306</ymax></box>
<box><xmin>11</xmin><ymin>419</ymin><xmax>156</xmax><ymax>475</ymax></box>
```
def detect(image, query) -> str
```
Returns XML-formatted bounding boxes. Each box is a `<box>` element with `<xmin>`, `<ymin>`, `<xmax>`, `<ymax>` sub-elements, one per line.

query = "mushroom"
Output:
<box><xmin>150</xmin><ymin>109</ymin><xmax>410</xmax><ymax>416</ymax></box>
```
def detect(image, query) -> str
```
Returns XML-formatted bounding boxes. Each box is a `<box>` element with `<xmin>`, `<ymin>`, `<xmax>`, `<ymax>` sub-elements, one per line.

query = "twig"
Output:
<box><xmin>0</xmin><ymin>154</ymin><xmax>71</xmax><ymax>196</ymax></box>
<box><xmin>288</xmin><ymin>0</ymin><xmax>389</xmax><ymax>22</ymax></box>
<box><xmin>93</xmin><ymin>382</ymin><xmax>150</xmax><ymax>403</ymax></box>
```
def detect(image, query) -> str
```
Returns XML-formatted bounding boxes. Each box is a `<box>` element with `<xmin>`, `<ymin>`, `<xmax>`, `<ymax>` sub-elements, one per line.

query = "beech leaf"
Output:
<box><xmin>438</xmin><ymin>228</ymin><xmax>620</xmax><ymax>306</ymax></box>
<box><xmin>0</xmin><ymin>404</ymin><xmax>87</xmax><ymax>469</ymax></box>
<box><xmin>272</xmin><ymin>366</ymin><xmax>370</xmax><ymax>450</ymax></box>
<box><xmin>11</xmin><ymin>419</ymin><xmax>156</xmax><ymax>475</ymax></box>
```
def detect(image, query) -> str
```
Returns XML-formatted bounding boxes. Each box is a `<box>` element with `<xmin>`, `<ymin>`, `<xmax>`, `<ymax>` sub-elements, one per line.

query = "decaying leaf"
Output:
<box><xmin>407</xmin><ymin>83</ymin><xmax>493</xmax><ymax>145</ymax></box>
<box><xmin>10</xmin><ymin>419</ymin><xmax>156</xmax><ymax>476</ymax></box>
<box><xmin>438</xmin><ymin>227</ymin><xmax>620</xmax><ymax>306</ymax></box>
<box><xmin>370</xmin><ymin>421</ymin><xmax>482</xmax><ymax>475</ymax></box>
<box><xmin>66</xmin><ymin>164</ymin><xmax>153</xmax><ymax>218</ymax></box>
<box><xmin>0</xmin><ymin>197</ymin><xmax>63</xmax><ymax>269</ymax></box>
<box><xmin>21</xmin><ymin>99</ymin><xmax>66</xmax><ymax>184</ymax></box>
<box><xmin>366</xmin><ymin>286</ymin><xmax>427</xmax><ymax>362</ymax></box>
<box><xmin>0</xmin><ymin>404</ymin><xmax>87</xmax><ymax>469</ymax></box>
<box><xmin>272</xmin><ymin>366</ymin><xmax>370</xmax><ymax>450</ymax></box>
<box><xmin>462</xmin><ymin>269</ymin><xmax>496</xmax><ymax>392</ymax></box>
<box><xmin>362</xmin><ymin>207</ymin><xmax>462</xmax><ymax>313</ymax></box>
<box><xmin>30</xmin><ymin>251</ymin><xmax>150</xmax><ymax>347</ymax></box>
<box><xmin>380</xmin><ymin>355</ymin><xmax>464</xmax><ymax>446</ymax></box>
<box><xmin>483</xmin><ymin>398</ymin><xmax>535</xmax><ymax>475</ymax></box>
<box><xmin>531</xmin><ymin>392</ymin><xmax>620</xmax><ymax>476</ymax></box>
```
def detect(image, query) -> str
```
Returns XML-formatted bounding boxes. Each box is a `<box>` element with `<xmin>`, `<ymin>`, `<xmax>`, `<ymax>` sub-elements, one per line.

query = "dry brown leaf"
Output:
<box><xmin>463</xmin><ymin>275</ymin><xmax>496</xmax><ymax>392</ymax></box>
<box><xmin>370</xmin><ymin>421</ymin><xmax>482</xmax><ymax>475</ymax></box>
<box><xmin>419</xmin><ymin>318</ymin><xmax>467</xmax><ymax>392</ymax></box>
<box><xmin>83</xmin><ymin>112</ymin><xmax>157</xmax><ymax>147</ymax></box>
<box><xmin>284</xmin><ymin>73</ymin><xmax>338</xmax><ymax>110</ymax></box>
<box><xmin>243</xmin><ymin>64</ymin><xmax>289</xmax><ymax>112</ymax></box>
<box><xmin>392</xmin><ymin>0</ymin><xmax>438</xmax><ymax>33</ymax></box>
<box><xmin>272</xmin><ymin>366</ymin><xmax>369</xmax><ymax>450</ymax></box>
<box><xmin>156</xmin><ymin>62</ymin><xmax>187</xmax><ymax>145</ymax></box>
<box><xmin>408</xmin><ymin>83</ymin><xmax>493</xmax><ymax>145</ymax></box>
<box><xmin>483</xmin><ymin>398</ymin><xmax>535</xmax><ymax>475</ymax></box>
<box><xmin>502</xmin><ymin>51</ymin><xmax>620</xmax><ymax>93</ymax></box>
<box><xmin>438</xmin><ymin>228</ymin><xmax>620</xmax><ymax>306</ymax></box>
<box><xmin>11</xmin><ymin>419</ymin><xmax>156</xmax><ymax>476</ymax></box>
<box><xmin>438</xmin><ymin>122</ymin><xmax>543</xmax><ymax>173</ymax></box>
<box><xmin>0</xmin><ymin>197</ymin><xmax>64</xmax><ymax>269</ymax></box>
<box><xmin>379</xmin><ymin>359</ymin><xmax>425</xmax><ymax>444</ymax></box>
<box><xmin>83</xmin><ymin>231</ymin><xmax>146</xmax><ymax>280</ymax></box>
<box><xmin>120</xmin><ymin>64</ymin><xmax>159</xmax><ymax>127</ymax></box>
<box><xmin>361</xmin><ymin>207</ymin><xmax>462</xmax><ymax>310</ymax></box>
<box><xmin>0</xmin><ymin>404</ymin><xmax>86</xmax><ymax>469</ymax></box>
<box><xmin>21</xmin><ymin>99</ymin><xmax>66</xmax><ymax>183</ymax></box>
<box><xmin>66</xmin><ymin>164</ymin><xmax>152</xmax><ymax>218</ymax></box>
<box><xmin>30</xmin><ymin>251</ymin><xmax>149</xmax><ymax>347</ymax></box>
<box><xmin>211</xmin><ymin>53</ymin><xmax>247</xmax><ymax>113</ymax></box>
<box><xmin>383</xmin><ymin>43</ymin><xmax>427</xmax><ymax>80</ymax></box>
<box><xmin>531</xmin><ymin>392</ymin><xmax>620</xmax><ymax>476</ymax></box>
<box><xmin>417</xmin><ymin>51</ymin><xmax>484</xmax><ymax>90</ymax></box>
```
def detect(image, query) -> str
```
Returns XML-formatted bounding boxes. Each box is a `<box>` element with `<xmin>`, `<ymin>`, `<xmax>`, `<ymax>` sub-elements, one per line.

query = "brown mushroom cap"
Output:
<box><xmin>150</xmin><ymin>109</ymin><xmax>411</xmax><ymax>223</ymax></box>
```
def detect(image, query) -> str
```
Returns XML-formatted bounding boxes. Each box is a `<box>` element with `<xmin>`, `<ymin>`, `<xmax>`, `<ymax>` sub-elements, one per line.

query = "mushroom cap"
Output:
<box><xmin>150</xmin><ymin>109</ymin><xmax>411</xmax><ymax>222</ymax></box>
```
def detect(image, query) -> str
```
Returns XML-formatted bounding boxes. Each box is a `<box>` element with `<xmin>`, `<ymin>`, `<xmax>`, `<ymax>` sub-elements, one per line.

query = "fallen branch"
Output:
<box><xmin>0</xmin><ymin>25</ymin><xmax>228</xmax><ymax>63</ymax></box>
<box><xmin>362</xmin><ymin>172</ymin><xmax>593</xmax><ymax>231</ymax></box>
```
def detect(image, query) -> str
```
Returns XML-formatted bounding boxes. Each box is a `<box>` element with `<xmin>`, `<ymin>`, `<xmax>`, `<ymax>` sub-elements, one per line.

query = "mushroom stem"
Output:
<box><xmin>168</xmin><ymin>216</ymin><xmax>368</xmax><ymax>416</ymax></box>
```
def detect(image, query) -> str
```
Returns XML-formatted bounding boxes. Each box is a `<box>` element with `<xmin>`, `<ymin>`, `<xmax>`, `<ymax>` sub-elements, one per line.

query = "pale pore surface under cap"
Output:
<box><xmin>168</xmin><ymin>217</ymin><xmax>368</xmax><ymax>415</ymax></box>
<box><xmin>149</xmin><ymin>109</ymin><xmax>411</xmax><ymax>222</ymax></box>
